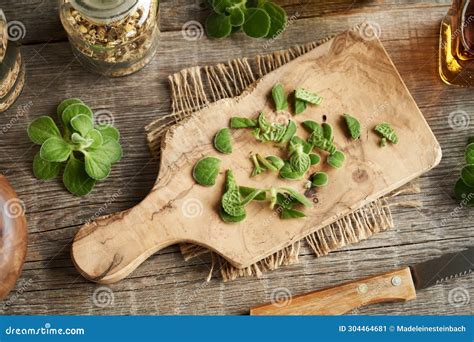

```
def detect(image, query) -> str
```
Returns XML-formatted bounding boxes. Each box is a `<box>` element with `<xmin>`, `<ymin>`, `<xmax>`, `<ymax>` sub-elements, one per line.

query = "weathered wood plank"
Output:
<box><xmin>2</xmin><ymin>0</ymin><xmax>451</xmax><ymax>44</ymax></box>
<box><xmin>0</xmin><ymin>3</ymin><xmax>472</xmax><ymax>315</ymax></box>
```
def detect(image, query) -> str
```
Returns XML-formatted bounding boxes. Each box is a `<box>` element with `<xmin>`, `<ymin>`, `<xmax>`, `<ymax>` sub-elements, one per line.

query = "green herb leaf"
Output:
<box><xmin>40</xmin><ymin>137</ymin><xmax>72</xmax><ymax>162</ymax></box>
<box><xmin>242</xmin><ymin>8</ymin><xmax>270</xmax><ymax>38</ymax></box>
<box><xmin>192</xmin><ymin>156</ymin><xmax>221</xmax><ymax>186</ymax></box>
<box><xmin>210</xmin><ymin>0</ymin><xmax>233</xmax><ymax>14</ymax></box>
<box><xmin>290</xmin><ymin>136</ymin><xmax>312</xmax><ymax>154</ymax></box>
<box><xmin>271</xmin><ymin>83</ymin><xmax>288</xmax><ymax>111</ymax></box>
<box><xmin>206</xmin><ymin>12</ymin><xmax>232</xmax><ymax>38</ymax></box>
<box><xmin>33</xmin><ymin>152</ymin><xmax>61</xmax><ymax>180</ymax></box>
<box><xmin>309</xmin><ymin>153</ymin><xmax>320</xmax><ymax>165</ymax></box>
<box><xmin>230</xmin><ymin>117</ymin><xmax>258</xmax><ymax>128</ymax></box>
<box><xmin>343</xmin><ymin>113</ymin><xmax>361</xmax><ymax>140</ymax></box>
<box><xmin>380</xmin><ymin>137</ymin><xmax>387</xmax><ymax>147</ymax></box>
<box><xmin>276</xmin><ymin>192</ymin><xmax>295</xmax><ymax>209</ymax></box>
<box><xmin>221</xmin><ymin>170</ymin><xmax>246</xmax><ymax>217</ymax></box>
<box><xmin>63</xmin><ymin>156</ymin><xmax>96</xmax><ymax>196</ymax></box>
<box><xmin>27</xmin><ymin>116</ymin><xmax>62</xmax><ymax>145</ymax></box>
<box><xmin>241</xmin><ymin>188</ymin><xmax>265</xmax><ymax>206</ymax></box>
<box><xmin>289</xmin><ymin>144</ymin><xmax>311</xmax><ymax>175</ymax></box>
<box><xmin>454</xmin><ymin>178</ymin><xmax>474</xmax><ymax>205</ymax></box>
<box><xmin>219</xmin><ymin>205</ymin><xmax>246</xmax><ymax>223</ymax></box>
<box><xmin>322</xmin><ymin>123</ymin><xmax>333</xmax><ymax>142</ymax></box>
<box><xmin>468</xmin><ymin>136</ymin><xmax>474</xmax><ymax>145</ymax></box>
<box><xmin>61</xmin><ymin>103</ymin><xmax>93</xmax><ymax>128</ymax></box>
<box><xmin>256</xmin><ymin>153</ymin><xmax>278</xmax><ymax>172</ymax></box>
<box><xmin>311</xmin><ymin>172</ymin><xmax>328</xmax><ymax>187</ymax></box>
<box><xmin>84</xmin><ymin>137</ymin><xmax>122</xmax><ymax>164</ymax></box>
<box><xmin>84</xmin><ymin>150</ymin><xmax>112</xmax><ymax>180</ymax></box>
<box><xmin>57</xmin><ymin>98</ymin><xmax>83</xmax><ymax>117</ymax></box>
<box><xmin>279</xmin><ymin>161</ymin><xmax>301</xmax><ymax>180</ymax></box>
<box><xmin>295</xmin><ymin>88</ymin><xmax>323</xmax><ymax>105</ymax></box>
<box><xmin>327</xmin><ymin>150</ymin><xmax>346</xmax><ymax>169</ymax></box>
<box><xmin>265</xmin><ymin>155</ymin><xmax>285</xmax><ymax>170</ymax></box>
<box><xmin>71</xmin><ymin>132</ymin><xmax>89</xmax><ymax>145</ymax></box>
<box><xmin>229</xmin><ymin>7</ymin><xmax>245</xmax><ymax>26</ymax></box>
<box><xmin>85</xmin><ymin>129</ymin><xmax>103</xmax><ymax>149</ymax></box>
<box><xmin>279</xmin><ymin>187</ymin><xmax>313</xmax><ymax>208</ymax></box>
<box><xmin>239</xmin><ymin>186</ymin><xmax>266</xmax><ymax>201</ymax></box>
<box><xmin>465</xmin><ymin>143</ymin><xmax>474</xmax><ymax>164</ymax></box>
<box><xmin>96</xmin><ymin>124</ymin><xmax>120</xmax><ymax>141</ymax></box>
<box><xmin>302</xmin><ymin>120</ymin><xmax>321</xmax><ymax>134</ymax></box>
<box><xmin>294</xmin><ymin>98</ymin><xmax>307</xmax><ymax>115</ymax></box>
<box><xmin>461</xmin><ymin>164</ymin><xmax>474</xmax><ymax>187</ymax></box>
<box><xmin>214</xmin><ymin>128</ymin><xmax>233</xmax><ymax>154</ymax></box>
<box><xmin>374</xmin><ymin>123</ymin><xmax>398</xmax><ymax>144</ymax></box>
<box><xmin>279</xmin><ymin>120</ymin><xmax>296</xmax><ymax>144</ymax></box>
<box><xmin>263</xmin><ymin>2</ymin><xmax>287</xmax><ymax>38</ymax></box>
<box><xmin>71</xmin><ymin>114</ymin><xmax>93</xmax><ymax>136</ymax></box>
<box><xmin>281</xmin><ymin>208</ymin><xmax>306</xmax><ymax>219</ymax></box>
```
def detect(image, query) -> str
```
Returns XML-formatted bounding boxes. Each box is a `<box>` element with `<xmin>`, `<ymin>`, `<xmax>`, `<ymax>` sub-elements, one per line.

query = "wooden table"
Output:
<box><xmin>1</xmin><ymin>0</ymin><xmax>472</xmax><ymax>315</ymax></box>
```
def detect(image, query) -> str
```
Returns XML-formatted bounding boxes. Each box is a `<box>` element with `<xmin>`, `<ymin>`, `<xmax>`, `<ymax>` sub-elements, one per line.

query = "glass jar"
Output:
<box><xmin>0</xmin><ymin>10</ymin><xmax>26</xmax><ymax>113</ymax></box>
<box><xmin>59</xmin><ymin>0</ymin><xmax>159</xmax><ymax>77</ymax></box>
<box><xmin>439</xmin><ymin>0</ymin><xmax>474</xmax><ymax>86</ymax></box>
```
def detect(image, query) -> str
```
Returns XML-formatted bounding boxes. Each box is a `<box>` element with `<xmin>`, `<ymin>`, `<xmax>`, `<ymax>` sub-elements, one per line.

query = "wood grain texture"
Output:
<box><xmin>0</xmin><ymin>1</ymin><xmax>472</xmax><ymax>315</ymax></box>
<box><xmin>72</xmin><ymin>27</ymin><xmax>441</xmax><ymax>283</ymax></box>
<box><xmin>0</xmin><ymin>175</ymin><xmax>27</xmax><ymax>300</ymax></box>
<box><xmin>250</xmin><ymin>267</ymin><xmax>417</xmax><ymax>315</ymax></box>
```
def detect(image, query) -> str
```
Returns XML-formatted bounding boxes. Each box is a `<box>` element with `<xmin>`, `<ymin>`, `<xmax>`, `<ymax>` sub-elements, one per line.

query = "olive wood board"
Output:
<box><xmin>72</xmin><ymin>27</ymin><xmax>442</xmax><ymax>284</ymax></box>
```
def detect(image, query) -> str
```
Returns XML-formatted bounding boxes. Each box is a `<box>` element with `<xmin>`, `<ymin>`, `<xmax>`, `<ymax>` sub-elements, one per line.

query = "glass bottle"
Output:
<box><xmin>59</xmin><ymin>0</ymin><xmax>160</xmax><ymax>77</ymax></box>
<box><xmin>439</xmin><ymin>0</ymin><xmax>474</xmax><ymax>86</ymax></box>
<box><xmin>0</xmin><ymin>10</ymin><xmax>26</xmax><ymax>113</ymax></box>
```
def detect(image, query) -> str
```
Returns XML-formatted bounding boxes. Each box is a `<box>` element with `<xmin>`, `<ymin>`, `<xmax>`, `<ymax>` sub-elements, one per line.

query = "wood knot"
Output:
<box><xmin>352</xmin><ymin>169</ymin><xmax>369</xmax><ymax>183</ymax></box>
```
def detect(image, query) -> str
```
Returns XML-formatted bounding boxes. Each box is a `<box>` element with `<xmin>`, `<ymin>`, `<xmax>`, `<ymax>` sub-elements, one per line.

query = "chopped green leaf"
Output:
<box><xmin>192</xmin><ymin>156</ymin><xmax>221</xmax><ymax>186</ymax></box>
<box><xmin>344</xmin><ymin>113</ymin><xmax>361</xmax><ymax>140</ymax></box>
<box><xmin>295</xmin><ymin>88</ymin><xmax>323</xmax><ymax>105</ymax></box>
<box><xmin>327</xmin><ymin>150</ymin><xmax>345</xmax><ymax>169</ymax></box>
<box><xmin>311</xmin><ymin>172</ymin><xmax>328</xmax><ymax>187</ymax></box>
<box><xmin>230</xmin><ymin>117</ymin><xmax>257</xmax><ymax>128</ymax></box>
<box><xmin>271</xmin><ymin>83</ymin><xmax>288</xmax><ymax>111</ymax></box>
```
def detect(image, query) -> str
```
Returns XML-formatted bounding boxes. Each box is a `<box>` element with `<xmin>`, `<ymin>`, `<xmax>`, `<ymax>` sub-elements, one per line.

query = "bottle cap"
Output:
<box><xmin>69</xmin><ymin>0</ymin><xmax>139</xmax><ymax>24</ymax></box>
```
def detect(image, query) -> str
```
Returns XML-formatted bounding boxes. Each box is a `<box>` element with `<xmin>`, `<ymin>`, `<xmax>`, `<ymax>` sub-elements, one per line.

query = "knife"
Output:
<box><xmin>250</xmin><ymin>247</ymin><xmax>473</xmax><ymax>315</ymax></box>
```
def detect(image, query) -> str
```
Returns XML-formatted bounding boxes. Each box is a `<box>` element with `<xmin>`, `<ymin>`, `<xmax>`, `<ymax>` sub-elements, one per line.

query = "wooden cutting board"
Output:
<box><xmin>72</xmin><ymin>26</ymin><xmax>442</xmax><ymax>284</ymax></box>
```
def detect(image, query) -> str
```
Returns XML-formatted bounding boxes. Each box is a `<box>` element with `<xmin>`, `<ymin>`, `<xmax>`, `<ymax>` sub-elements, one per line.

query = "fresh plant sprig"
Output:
<box><xmin>205</xmin><ymin>0</ymin><xmax>288</xmax><ymax>40</ymax></box>
<box><xmin>27</xmin><ymin>99</ymin><xmax>122</xmax><ymax>196</ymax></box>
<box><xmin>219</xmin><ymin>168</ymin><xmax>313</xmax><ymax>222</ymax></box>
<box><xmin>454</xmin><ymin>137</ymin><xmax>474</xmax><ymax>206</ymax></box>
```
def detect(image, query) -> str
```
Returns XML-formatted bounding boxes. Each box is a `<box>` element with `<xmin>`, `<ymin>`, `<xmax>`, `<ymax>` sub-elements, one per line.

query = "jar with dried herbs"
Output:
<box><xmin>59</xmin><ymin>0</ymin><xmax>159</xmax><ymax>77</ymax></box>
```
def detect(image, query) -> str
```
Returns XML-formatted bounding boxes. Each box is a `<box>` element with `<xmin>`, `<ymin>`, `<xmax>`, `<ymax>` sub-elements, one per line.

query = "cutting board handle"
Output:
<box><xmin>71</xmin><ymin>202</ymin><xmax>178</xmax><ymax>284</ymax></box>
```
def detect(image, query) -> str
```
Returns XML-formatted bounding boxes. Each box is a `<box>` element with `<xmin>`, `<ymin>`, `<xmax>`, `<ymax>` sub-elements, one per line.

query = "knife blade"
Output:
<box><xmin>250</xmin><ymin>247</ymin><xmax>473</xmax><ymax>315</ymax></box>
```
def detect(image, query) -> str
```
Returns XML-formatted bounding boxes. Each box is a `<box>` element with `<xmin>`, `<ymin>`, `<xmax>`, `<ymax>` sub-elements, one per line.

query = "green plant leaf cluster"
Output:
<box><xmin>27</xmin><ymin>99</ymin><xmax>122</xmax><ymax>196</ymax></box>
<box><xmin>251</xmin><ymin>112</ymin><xmax>296</xmax><ymax>143</ymax></box>
<box><xmin>219</xmin><ymin>169</ymin><xmax>312</xmax><ymax>222</ymax></box>
<box><xmin>454</xmin><ymin>138</ymin><xmax>474</xmax><ymax>206</ymax></box>
<box><xmin>205</xmin><ymin>0</ymin><xmax>288</xmax><ymax>40</ymax></box>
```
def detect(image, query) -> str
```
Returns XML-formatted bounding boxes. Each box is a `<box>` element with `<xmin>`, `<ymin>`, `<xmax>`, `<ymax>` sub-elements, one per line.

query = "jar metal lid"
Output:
<box><xmin>69</xmin><ymin>0</ymin><xmax>139</xmax><ymax>24</ymax></box>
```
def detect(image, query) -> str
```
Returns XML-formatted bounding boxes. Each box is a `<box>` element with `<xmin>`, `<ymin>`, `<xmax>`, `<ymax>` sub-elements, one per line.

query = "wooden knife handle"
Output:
<box><xmin>250</xmin><ymin>267</ymin><xmax>416</xmax><ymax>315</ymax></box>
<box><xmin>0</xmin><ymin>175</ymin><xmax>27</xmax><ymax>300</ymax></box>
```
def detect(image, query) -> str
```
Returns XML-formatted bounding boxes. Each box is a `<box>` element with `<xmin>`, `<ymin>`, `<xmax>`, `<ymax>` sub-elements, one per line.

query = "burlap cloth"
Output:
<box><xmin>145</xmin><ymin>25</ymin><xmax>420</xmax><ymax>281</ymax></box>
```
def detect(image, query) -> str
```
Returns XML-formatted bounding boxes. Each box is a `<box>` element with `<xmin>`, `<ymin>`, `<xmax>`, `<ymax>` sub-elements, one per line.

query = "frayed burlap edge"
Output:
<box><xmin>145</xmin><ymin>23</ymin><xmax>421</xmax><ymax>281</ymax></box>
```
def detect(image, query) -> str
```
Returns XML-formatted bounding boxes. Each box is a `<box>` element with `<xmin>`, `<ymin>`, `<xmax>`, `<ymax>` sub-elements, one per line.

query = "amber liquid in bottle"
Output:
<box><xmin>439</xmin><ymin>0</ymin><xmax>474</xmax><ymax>86</ymax></box>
